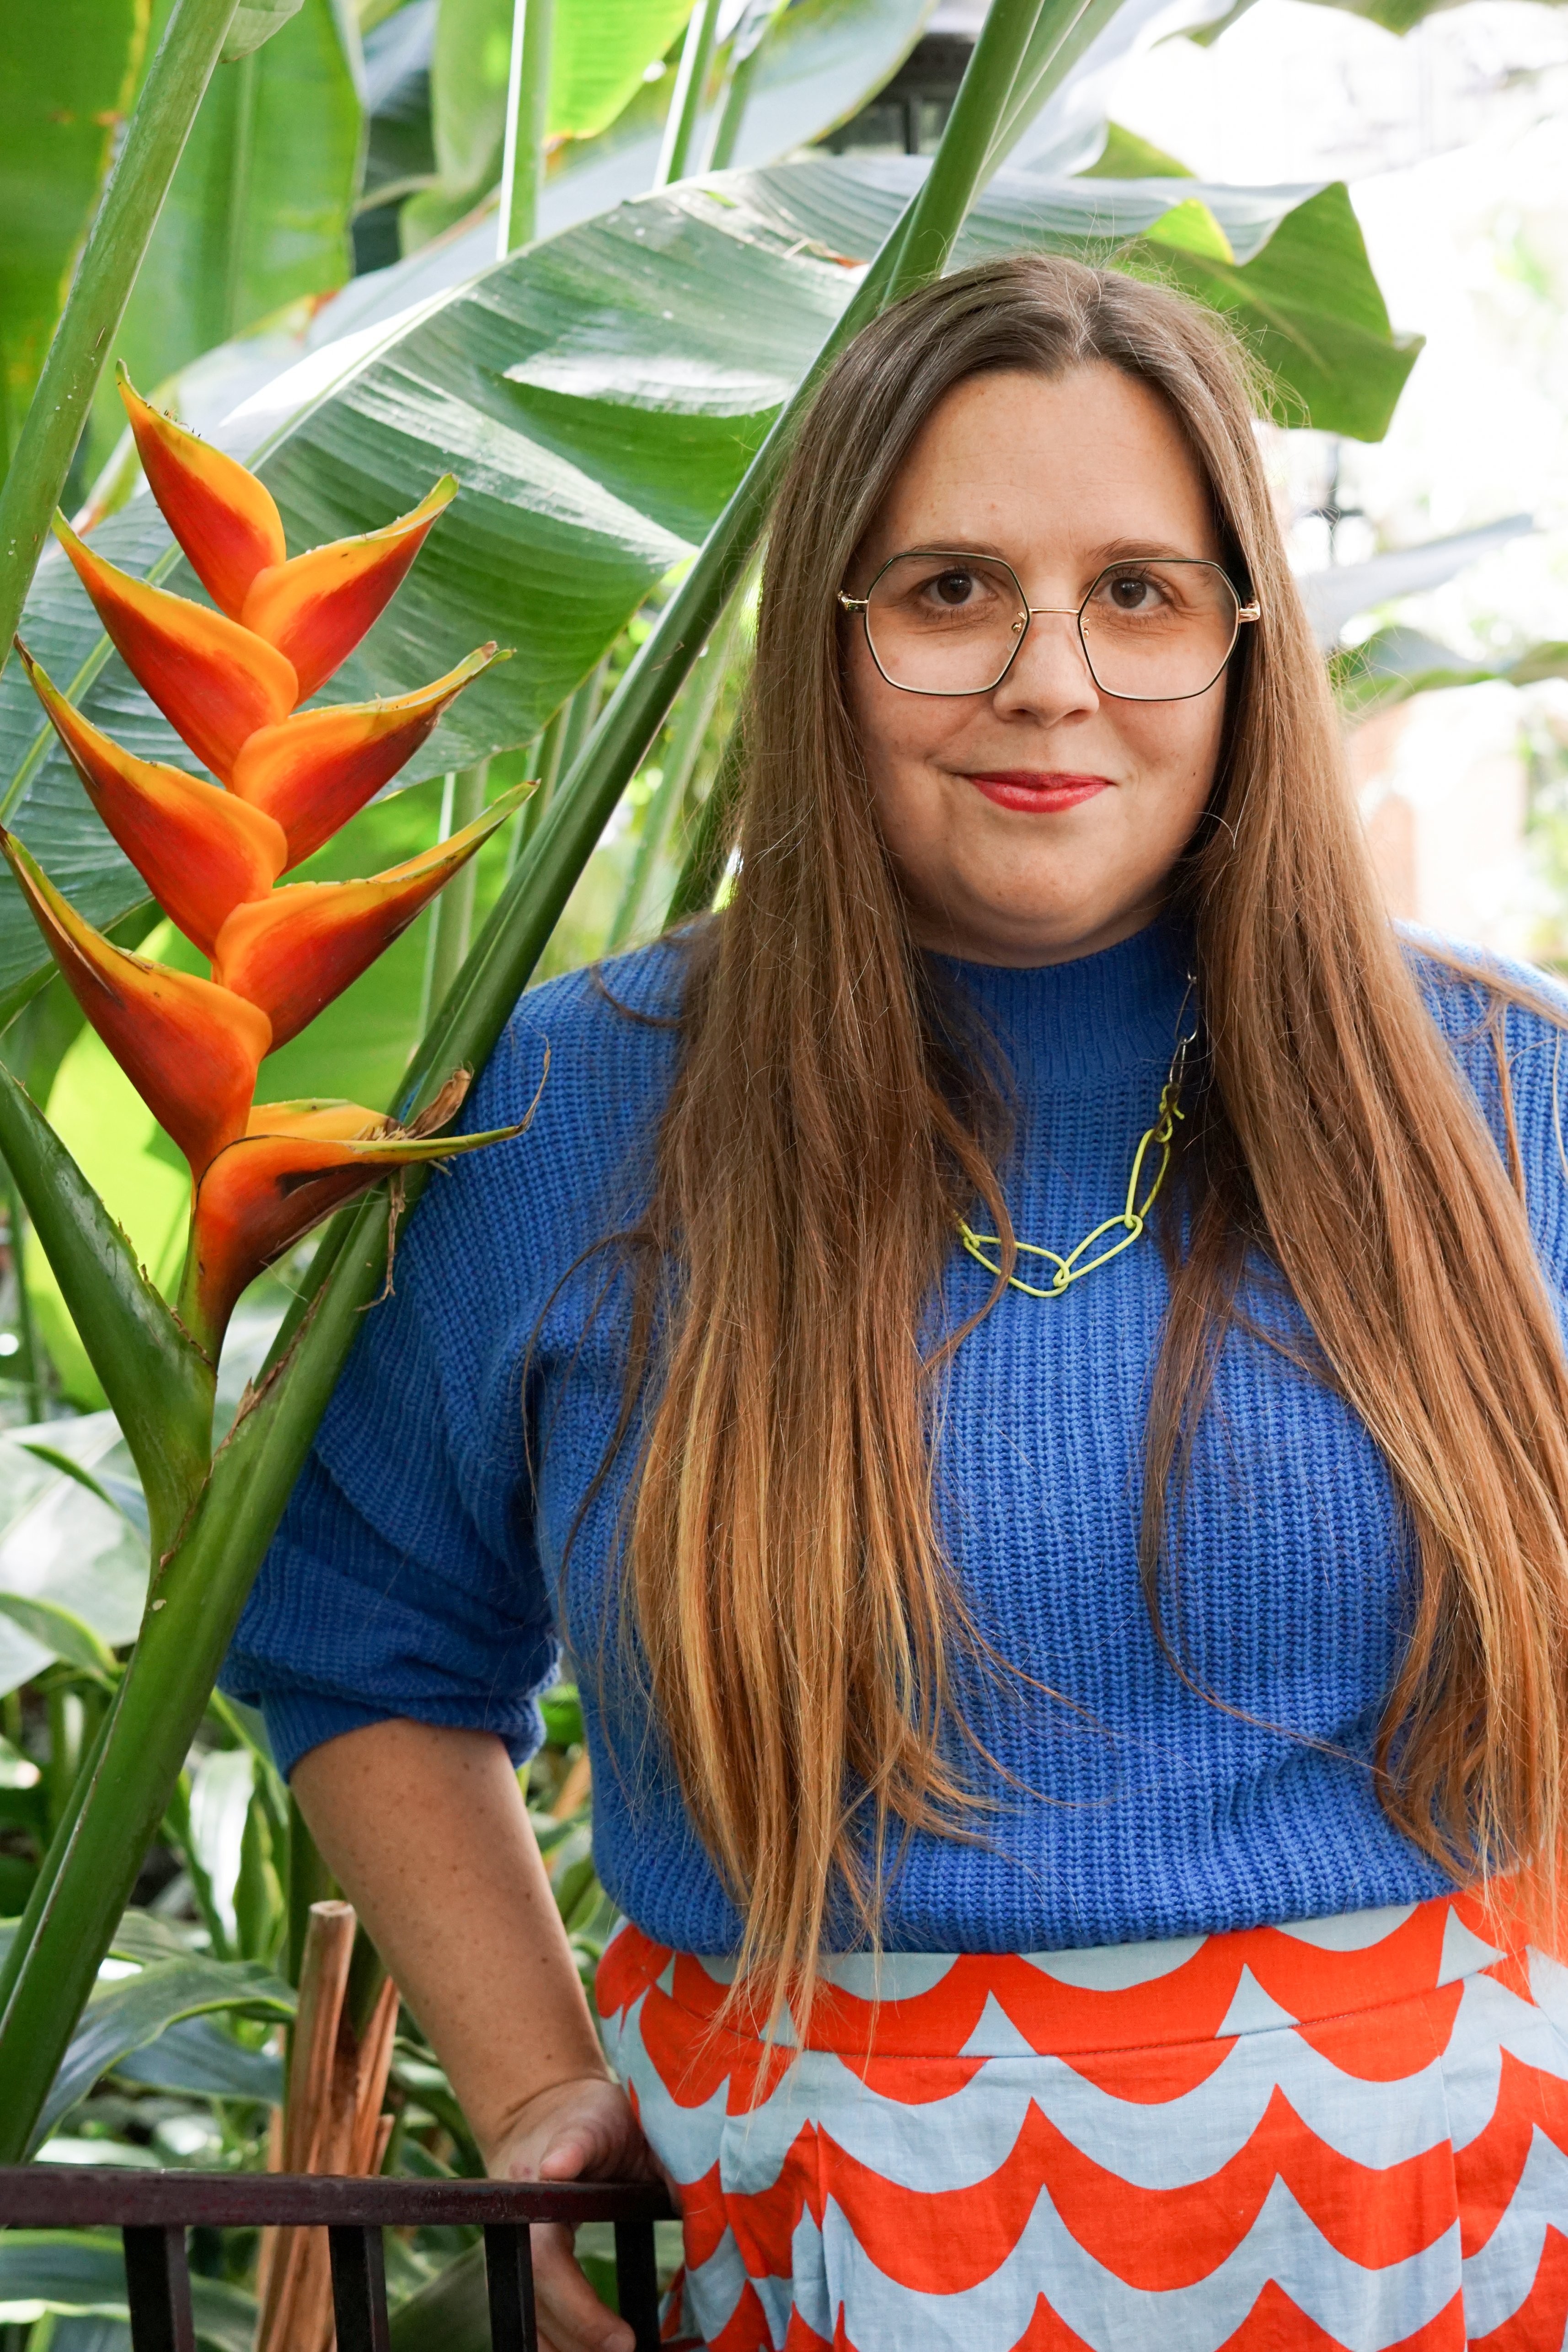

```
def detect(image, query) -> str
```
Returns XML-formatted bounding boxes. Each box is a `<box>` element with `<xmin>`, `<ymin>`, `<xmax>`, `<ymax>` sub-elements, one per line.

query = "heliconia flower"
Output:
<box><xmin>230</xmin><ymin>643</ymin><xmax>504</xmax><ymax>870</ymax></box>
<box><xmin>180</xmin><ymin>1077</ymin><xmax>525</xmax><ymax>1354</ymax></box>
<box><xmin>51</xmin><ymin>515</ymin><xmax>297</xmax><ymax>782</ymax></box>
<box><xmin>210</xmin><ymin>784</ymin><xmax>526</xmax><ymax>1050</ymax></box>
<box><xmin>0</xmin><ymin>830</ymin><xmax>272</xmax><ymax>1180</ymax></box>
<box><xmin>238</xmin><ymin>476</ymin><xmax>457</xmax><ymax>702</ymax></box>
<box><xmin>21</xmin><ymin>387</ymin><xmax>526</xmax><ymax>1364</ymax></box>
<box><xmin>18</xmin><ymin>645</ymin><xmax>287</xmax><ymax>954</ymax></box>
<box><xmin>116</xmin><ymin>366</ymin><xmax>287</xmax><ymax>620</ymax></box>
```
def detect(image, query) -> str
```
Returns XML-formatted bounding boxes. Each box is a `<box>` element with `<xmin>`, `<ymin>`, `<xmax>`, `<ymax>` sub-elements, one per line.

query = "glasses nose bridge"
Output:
<box><xmin>1004</xmin><ymin>598</ymin><xmax>1097</xmax><ymax>693</ymax></box>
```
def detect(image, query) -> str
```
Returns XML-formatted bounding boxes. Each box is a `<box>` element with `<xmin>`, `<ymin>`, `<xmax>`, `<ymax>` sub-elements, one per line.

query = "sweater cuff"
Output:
<box><xmin>261</xmin><ymin>1691</ymin><xmax>542</xmax><ymax>1782</ymax></box>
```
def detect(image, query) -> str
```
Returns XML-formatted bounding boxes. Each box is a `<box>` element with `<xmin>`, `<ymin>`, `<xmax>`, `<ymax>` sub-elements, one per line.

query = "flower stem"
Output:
<box><xmin>657</xmin><ymin>0</ymin><xmax>724</xmax><ymax>187</ymax></box>
<box><xmin>497</xmin><ymin>0</ymin><xmax>554</xmax><ymax>257</ymax></box>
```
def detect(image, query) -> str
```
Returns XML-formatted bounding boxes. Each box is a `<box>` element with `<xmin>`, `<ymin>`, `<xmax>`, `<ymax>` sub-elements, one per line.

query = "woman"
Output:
<box><xmin>225</xmin><ymin>256</ymin><xmax>1568</xmax><ymax>2351</ymax></box>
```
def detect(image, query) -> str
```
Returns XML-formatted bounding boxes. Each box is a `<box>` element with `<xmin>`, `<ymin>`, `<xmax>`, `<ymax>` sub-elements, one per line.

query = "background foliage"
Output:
<box><xmin>0</xmin><ymin>0</ymin><xmax>1463</xmax><ymax>2331</ymax></box>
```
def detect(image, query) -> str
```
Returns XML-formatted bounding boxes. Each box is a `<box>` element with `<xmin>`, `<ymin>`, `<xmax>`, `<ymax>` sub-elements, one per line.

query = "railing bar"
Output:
<box><xmin>329</xmin><ymin>2222</ymin><xmax>391</xmax><ymax>2352</ymax></box>
<box><xmin>122</xmin><ymin>2223</ymin><xmax>196</xmax><ymax>2352</ymax></box>
<box><xmin>483</xmin><ymin>2220</ymin><xmax>538</xmax><ymax>2352</ymax></box>
<box><xmin>614</xmin><ymin>2215</ymin><xmax>662</xmax><ymax>2352</ymax></box>
<box><xmin>0</xmin><ymin>2165</ymin><xmax>670</xmax><ymax>2229</ymax></box>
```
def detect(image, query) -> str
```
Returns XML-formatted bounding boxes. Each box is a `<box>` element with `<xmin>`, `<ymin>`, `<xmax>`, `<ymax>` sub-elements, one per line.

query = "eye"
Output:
<box><xmin>1101</xmin><ymin>568</ymin><xmax>1163</xmax><ymax>613</ymax></box>
<box><xmin>923</xmin><ymin>568</ymin><xmax>983</xmax><ymax>608</ymax></box>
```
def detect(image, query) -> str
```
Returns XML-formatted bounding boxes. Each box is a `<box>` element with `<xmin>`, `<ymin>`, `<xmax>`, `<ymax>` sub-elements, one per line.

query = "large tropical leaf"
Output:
<box><xmin>0</xmin><ymin>1414</ymin><xmax>148</xmax><ymax>1691</ymax></box>
<box><xmin>33</xmin><ymin>1951</ymin><xmax>294</xmax><ymax>2147</ymax></box>
<box><xmin>81</xmin><ymin>0</ymin><xmax>365</xmax><ymax>476</ymax></box>
<box><xmin>514</xmin><ymin>0</ymin><xmax>938</xmax><ymax>239</ymax></box>
<box><xmin>0</xmin><ymin>1</ymin><xmax>150</xmax><ymax>471</ymax></box>
<box><xmin>112</xmin><ymin>2011</ymin><xmax>284</xmax><ymax>2100</ymax></box>
<box><xmin>0</xmin><ymin>154</ymin><xmax>1414</xmax><ymax>1029</ymax></box>
<box><xmin>0</xmin><ymin>2235</ymin><xmax>255</xmax><ymax>2352</ymax></box>
<box><xmin>404</xmin><ymin>0</ymin><xmax>702</xmax><ymax>248</ymax></box>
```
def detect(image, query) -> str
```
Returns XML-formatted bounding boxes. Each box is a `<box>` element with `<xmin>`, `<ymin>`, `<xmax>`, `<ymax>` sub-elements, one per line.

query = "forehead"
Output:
<box><xmin>866</xmin><ymin>363</ymin><xmax>1219</xmax><ymax>564</ymax></box>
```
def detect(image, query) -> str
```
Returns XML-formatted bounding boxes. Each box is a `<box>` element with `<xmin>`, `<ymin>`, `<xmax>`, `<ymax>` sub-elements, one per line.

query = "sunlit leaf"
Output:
<box><xmin>0</xmin><ymin>2</ymin><xmax>149</xmax><ymax>447</ymax></box>
<box><xmin>84</xmin><ymin>0</ymin><xmax>364</xmax><ymax>477</ymax></box>
<box><xmin>406</xmin><ymin>0</ymin><xmax>702</xmax><ymax>250</ymax></box>
<box><xmin>0</xmin><ymin>1595</ymin><xmax>115</xmax><ymax>1681</ymax></box>
<box><xmin>0</xmin><ymin>1416</ymin><xmax>148</xmax><ymax>1679</ymax></box>
<box><xmin>223</xmin><ymin>0</ymin><xmax>308</xmax><ymax>61</ymax></box>
<box><xmin>15</xmin><ymin>1440</ymin><xmax>150</xmax><ymax>1541</ymax></box>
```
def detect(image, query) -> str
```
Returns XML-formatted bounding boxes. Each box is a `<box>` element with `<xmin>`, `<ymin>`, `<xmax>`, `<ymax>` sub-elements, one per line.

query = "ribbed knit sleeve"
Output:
<box><xmin>219</xmin><ymin>942</ymin><xmax>686</xmax><ymax>1779</ymax></box>
<box><xmin>1405</xmin><ymin>931</ymin><xmax>1568</xmax><ymax>1310</ymax></box>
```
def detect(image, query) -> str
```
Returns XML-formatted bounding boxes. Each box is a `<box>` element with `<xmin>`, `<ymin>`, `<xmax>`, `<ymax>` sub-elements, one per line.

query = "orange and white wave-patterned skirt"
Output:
<box><xmin>596</xmin><ymin>1893</ymin><xmax>1568</xmax><ymax>2352</ymax></box>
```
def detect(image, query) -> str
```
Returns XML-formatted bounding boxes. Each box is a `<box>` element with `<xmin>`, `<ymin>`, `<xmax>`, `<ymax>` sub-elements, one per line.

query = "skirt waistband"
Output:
<box><xmin>596</xmin><ymin>1891</ymin><xmax>1531</xmax><ymax>2059</ymax></box>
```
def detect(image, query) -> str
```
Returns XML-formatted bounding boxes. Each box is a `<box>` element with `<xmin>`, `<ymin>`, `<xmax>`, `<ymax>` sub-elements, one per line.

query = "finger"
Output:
<box><xmin>533</xmin><ymin>2223</ymin><xmax>634</xmax><ymax>2352</ymax></box>
<box><xmin>536</xmin><ymin>2123</ymin><xmax>612</xmax><ymax>2181</ymax></box>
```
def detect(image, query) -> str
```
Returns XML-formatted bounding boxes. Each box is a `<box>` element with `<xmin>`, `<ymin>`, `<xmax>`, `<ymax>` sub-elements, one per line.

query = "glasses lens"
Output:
<box><xmin>864</xmin><ymin>554</ymin><xmax>1027</xmax><ymax>694</ymax></box>
<box><xmin>1079</xmin><ymin>561</ymin><xmax>1239</xmax><ymax>700</ymax></box>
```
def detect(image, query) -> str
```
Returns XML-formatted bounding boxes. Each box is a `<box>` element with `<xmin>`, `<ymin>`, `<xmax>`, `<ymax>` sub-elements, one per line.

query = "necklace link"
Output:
<box><xmin>958</xmin><ymin>1002</ymin><xmax>1196</xmax><ymax>1302</ymax></box>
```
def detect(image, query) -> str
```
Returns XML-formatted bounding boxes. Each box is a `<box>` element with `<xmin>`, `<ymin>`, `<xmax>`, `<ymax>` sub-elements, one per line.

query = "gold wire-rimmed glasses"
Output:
<box><xmin>838</xmin><ymin>549</ymin><xmax>1261</xmax><ymax>703</ymax></box>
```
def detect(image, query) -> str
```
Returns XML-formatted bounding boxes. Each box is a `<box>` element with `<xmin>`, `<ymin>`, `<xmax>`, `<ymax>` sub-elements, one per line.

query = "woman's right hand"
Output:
<box><xmin>488</xmin><ymin>2071</ymin><xmax>679</xmax><ymax>2352</ymax></box>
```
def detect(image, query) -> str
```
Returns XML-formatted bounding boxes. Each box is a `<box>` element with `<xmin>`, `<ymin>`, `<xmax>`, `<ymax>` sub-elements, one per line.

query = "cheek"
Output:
<box><xmin>845</xmin><ymin>634</ymin><xmax>970</xmax><ymax>789</ymax></box>
<box><xmin>1116</xmin><ymin>690</ymin><xmax>1226</xmax><ymax>807</ymax></box>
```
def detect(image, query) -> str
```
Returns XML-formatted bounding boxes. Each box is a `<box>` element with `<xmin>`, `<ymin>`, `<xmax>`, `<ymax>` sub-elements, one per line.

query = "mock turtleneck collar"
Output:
<box><xmin>931</xmin><ymin>916</ymin><xmax>1194</xmax><ymax>1090</ymax></box>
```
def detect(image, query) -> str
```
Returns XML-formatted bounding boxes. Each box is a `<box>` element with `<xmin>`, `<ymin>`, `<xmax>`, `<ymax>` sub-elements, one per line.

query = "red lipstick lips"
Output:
<box><xmin>967</xmin><ymin>771</ymin><xmax>1111</xmax><ymax>814</ymax></box>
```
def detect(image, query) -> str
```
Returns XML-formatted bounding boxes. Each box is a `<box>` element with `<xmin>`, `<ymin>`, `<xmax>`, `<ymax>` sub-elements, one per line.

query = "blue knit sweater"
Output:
<box><xmin>222</xmin><ymin>919</ymin><xmax>1568</xmax><ymax>1953</ymax></box>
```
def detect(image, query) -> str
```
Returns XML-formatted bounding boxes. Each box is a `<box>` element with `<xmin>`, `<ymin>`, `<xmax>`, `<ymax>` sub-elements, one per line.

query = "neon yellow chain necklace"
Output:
<box><xmin>958</xmin><ymin>991</ymin><xmax>1199</xmax><ymax>1300</ymax></box>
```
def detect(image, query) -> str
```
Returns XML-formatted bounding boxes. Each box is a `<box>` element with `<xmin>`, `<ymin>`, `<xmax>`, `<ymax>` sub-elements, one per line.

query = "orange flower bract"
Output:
<box><xmin>14</xmin><ymin>377</ymin><xmax>527</xmax><ymax>1361</ymax></box>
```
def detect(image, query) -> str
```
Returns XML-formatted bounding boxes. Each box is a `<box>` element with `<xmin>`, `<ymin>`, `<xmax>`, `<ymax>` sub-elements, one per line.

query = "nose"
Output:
<box><xmin>990</xmin><ymin>605</ymin><xmax>1100</xmax><ymax>723</ymax></box>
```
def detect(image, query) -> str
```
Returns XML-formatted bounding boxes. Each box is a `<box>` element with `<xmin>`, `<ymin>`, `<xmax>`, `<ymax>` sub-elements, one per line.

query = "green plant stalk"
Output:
<box><xmin>0</xmin><ymin>0</ymin><xmax>242</xmax><ymax>673</ymax></box>
<box><xmin>0</xmin><ymin>0</ymin><xmax>1073</xmax><ymax>2151</ymax></box>
<box><xmin>285</xmin><ymin>1795</ymin><xmax>336</xmax><ymax>1988</ymax></box>
<box><xmin>0</xmin><ymin>1168</ymin><xmax>46</xmax><ymax>1422</ymax></box>
<box><xmin>984</xmin><ymin>0</ymin><xmax>1126</xmax><ymax>168</ymax></box>
<box><xmin>557</xmin><ymin>659</ymin><xmax>610</xmax><ymax>777</ymax></box>
<box><xmin>0</xmin><ymin>1066</ymin><xmax>214</xmax><ymax>1553</ymax></box>
<box><xmin>707</xmin><ymin>0</ymin><xmax>789</xmax><ymax>172</ymax></box>
<box><xmin>420</xmin><ymin>763</ymin><xmax>489</xmax><ymax>1027</ymax></box>
<box><xmin>512</xmin><ymin>702</ymin><xmax>568</xmax><ymax>865</ymax></box>
<box><xmin>666</xmin><ymin>712</ymin><xmax>746</xmax><ymax>925</ymax></box>
<box><xmin>163</xmin><ymin>1771</ymin><xmax>233</xmax><ymax>1960</ymax></box>
<box><xmin>0</xmin><ymin>1197</ymin><xmax>389</xmax><ymax>2158</ymax></box>
<box><xmin>497</xmin><ymin>0</ymin><xmax>554</xmax><ymax>256</ymax></box>
<box><xmin>222</xmin><ymin>48</ymin><xmax>258</xmax><ymax>340</ymax></box>
<box><xmin>656</xmin><ymin>0</ymin><xmax>723</xmax><ymax>186</ymax></box>
<box><xmin>883</xmin><ymin>0</ymin><xmax>1064</xmax><ymax>304</ymax></box>
<box><xmin>608</xmin><ymin>605</ymin><xmax>740</xmax><ymax>950</ymax></box>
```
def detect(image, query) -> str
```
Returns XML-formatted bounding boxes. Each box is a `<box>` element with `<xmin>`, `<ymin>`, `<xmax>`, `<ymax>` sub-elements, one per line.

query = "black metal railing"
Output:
<box><xmin>0</xmin><ymin>2167</ymin><xmax>673</xmax><ymax>2352</ymax></box>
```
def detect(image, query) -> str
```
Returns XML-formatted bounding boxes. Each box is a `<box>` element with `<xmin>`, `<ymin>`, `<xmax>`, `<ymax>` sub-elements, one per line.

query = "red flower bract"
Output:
<box><xmin>14</xmin><ymin>378</ymin><xmax>528</xmax><ymax>1361</ymax></box>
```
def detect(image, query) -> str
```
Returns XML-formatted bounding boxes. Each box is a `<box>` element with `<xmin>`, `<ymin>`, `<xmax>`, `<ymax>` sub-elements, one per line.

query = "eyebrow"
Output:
<box><xmin>898</xmin><ymin>536</ymin><xmax>1202</xmax><ymax>564</ymax></box>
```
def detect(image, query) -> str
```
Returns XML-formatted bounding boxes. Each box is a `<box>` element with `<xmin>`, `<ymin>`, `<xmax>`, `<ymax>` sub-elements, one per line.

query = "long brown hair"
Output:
<box><xmin>619</xmin><ymin>253</ymin><xmax>1568</xmax><ymax>2014</ymax></box>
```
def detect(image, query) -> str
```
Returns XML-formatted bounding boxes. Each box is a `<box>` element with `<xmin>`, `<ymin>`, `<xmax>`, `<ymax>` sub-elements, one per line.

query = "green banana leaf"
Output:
<box><xmin>32</xmin><ymin>1951</ymin><xmax>295</xmax><ymax>2148</ymax></box>
<box><xmin>1330</xmin><ymin>624</ymin><xmax>1568</xmax><ymax>720</ymax></box>
<box><xmin>0</xmin><ymin>0</ymin><xmax>151</xmax><ymax>469</ymax></box>
<box><xmin>112</xmin><ymin>2011</ymin><xmax>284</xmax><ymax>2100</ymax></box>
<box><xmin>0</xmin><ymin>1595</ymin><xmax>114</xmax><ymax>1681</ymax></box>
<box><xmin>404</xmin><ymin>0</ymin><xmax>703</xmax><ymax>248</ymax></box>
<box><xmin>522</xmin><ymin>0</ymin><xmax>939</xmax><ymax>227</ymax></box>
<box><xmin>82</xmin><ymin>0</ymin><xmax>364</xmax><ymax>476</ymax></box>
<box><xmin>0</xmin><ymin>1415</ymin><xmax>150</xmax><ymax>1684</ymax></box>
<box><xmin>0</xmin><ymin>152</ymin><xmax>1414</xmax><ymax>1036</ymax></box>
<box><xmin>0</xmin><ymin>2235</ymin><xmax>255</xmax><ymax>2352</ymax></box>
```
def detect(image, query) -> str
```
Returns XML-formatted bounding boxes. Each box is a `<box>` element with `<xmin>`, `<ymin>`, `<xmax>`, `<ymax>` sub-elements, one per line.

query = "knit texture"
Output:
<box><xmin>221</xmin><ymin>919</ymin><xmax>1568</xmax><ymax>1954</ymax></box>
